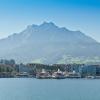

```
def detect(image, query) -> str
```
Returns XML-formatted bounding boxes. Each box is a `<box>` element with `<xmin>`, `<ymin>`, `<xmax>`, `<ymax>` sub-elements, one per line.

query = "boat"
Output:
<box><xmin>52</xmin><ymin>69</ymin><xmax>66</xmax><ymax>79</ymax></box>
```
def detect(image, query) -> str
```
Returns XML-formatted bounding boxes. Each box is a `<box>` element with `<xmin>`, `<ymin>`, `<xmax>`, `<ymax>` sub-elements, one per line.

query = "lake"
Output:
<box><xmin>0</xmin><ymin>78</ymin><xmax>100</xmax><ymax>100</ymax></box>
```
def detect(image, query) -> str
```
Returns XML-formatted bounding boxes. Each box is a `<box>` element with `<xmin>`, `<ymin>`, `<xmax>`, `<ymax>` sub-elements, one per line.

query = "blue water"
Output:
<box><xmin>0</xmin><ymin>78</ymin><xmax>100</xmax><ymax>100</ymax></box>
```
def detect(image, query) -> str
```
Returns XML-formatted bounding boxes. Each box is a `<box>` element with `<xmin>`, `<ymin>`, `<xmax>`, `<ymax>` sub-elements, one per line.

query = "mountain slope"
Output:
<box><xmin>0</xmin><ymin>22</ymin><xmax>100</xmax><ymax>64</ymax></box>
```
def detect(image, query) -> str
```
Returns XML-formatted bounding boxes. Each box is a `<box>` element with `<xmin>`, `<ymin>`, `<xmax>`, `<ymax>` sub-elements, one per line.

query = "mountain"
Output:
<box><xmin>0</xmin><ymin>22</ymin><xmax>100</xmax><ymax>64</ymax></box>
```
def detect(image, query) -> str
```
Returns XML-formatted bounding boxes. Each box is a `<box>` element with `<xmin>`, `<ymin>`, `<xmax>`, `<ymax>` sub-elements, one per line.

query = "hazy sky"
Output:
<box><xmin>0</xmin><ymin>0</ymin><xmax>100</xmax><ymax>42</ymax></box>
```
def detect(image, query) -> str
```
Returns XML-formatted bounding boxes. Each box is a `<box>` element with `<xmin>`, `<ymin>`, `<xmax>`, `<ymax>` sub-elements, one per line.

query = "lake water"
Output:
<box><xmin>0</xmin><ymin>78</ymin><xmax>100</xmax><ymax>100</ymax></box>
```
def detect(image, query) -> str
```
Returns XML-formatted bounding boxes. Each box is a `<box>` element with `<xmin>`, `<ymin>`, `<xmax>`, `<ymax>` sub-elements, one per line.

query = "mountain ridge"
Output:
<box><xmin>0</xmin><ymin>22</ymin><xmax>100</xmax><ymax>64</ymax></box>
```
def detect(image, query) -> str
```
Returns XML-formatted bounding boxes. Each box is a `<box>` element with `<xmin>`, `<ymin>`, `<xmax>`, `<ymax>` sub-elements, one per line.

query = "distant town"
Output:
<box><xmin>0</xmin><ymin>59</ymin><xmax>100</xmax><ymax>79</ymax></box>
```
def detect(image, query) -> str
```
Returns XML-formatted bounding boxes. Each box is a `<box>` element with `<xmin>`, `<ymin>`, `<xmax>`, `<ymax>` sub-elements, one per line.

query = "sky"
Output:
<box><xmin>0</xmin><ymin>0</ymin><xmax>100</xmax><ymax>41</ymax></box>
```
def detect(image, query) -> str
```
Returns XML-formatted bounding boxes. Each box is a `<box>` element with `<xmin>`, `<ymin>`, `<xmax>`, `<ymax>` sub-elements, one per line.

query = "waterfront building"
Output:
<box><xmin>0</xmin><ymin>59</ymin><xmax>15</xmax><ymax>65</ymax></box>
<box><xmin>79</xmin><ymin>65</ymin><xmax>96</xmax><ymax>77</ymax></box>
<box><xmin>95</xmin><ymin>65</ymin><xmax>100</xmax><ymax>76</ymax></box>
<box><xmin>18</xmin><ymin>63</ymin><xmax>31</xmax><ymax>73</ymax></box>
